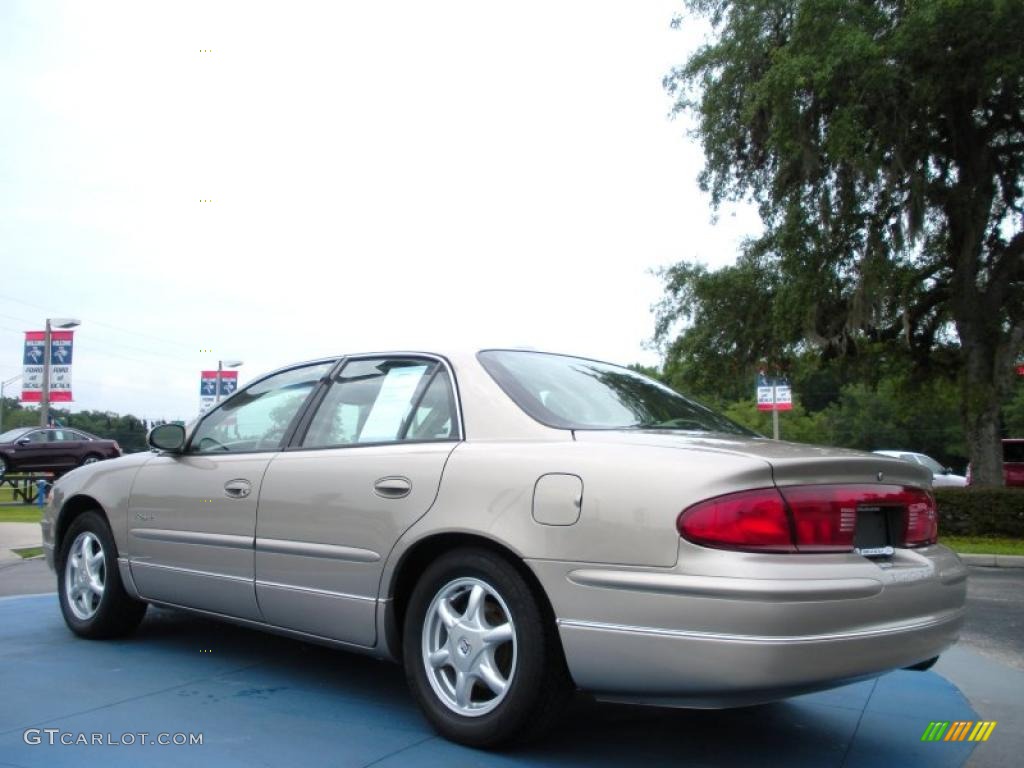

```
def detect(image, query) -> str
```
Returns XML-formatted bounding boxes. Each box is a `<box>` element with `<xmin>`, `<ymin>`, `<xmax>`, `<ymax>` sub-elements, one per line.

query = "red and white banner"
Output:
<box><xmin>755</xmin><ymin>372</ymin><xmax>793</xmax><ymax>412</ymax></box>
<box><xmin>199</xmin><ymin>369</ymin><xmax>239</xmax><ymax>413</ymax></box>
<box><xmin>21</xmin><ymin>331</ymin><xmax>74</xmax><ymax>402</ymax></box>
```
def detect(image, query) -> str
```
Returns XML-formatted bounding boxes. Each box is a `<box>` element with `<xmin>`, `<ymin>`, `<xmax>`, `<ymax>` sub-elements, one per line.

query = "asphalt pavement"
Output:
<box><xmin>0</xmin><ymin>558</ymin><xmax>52</xmax><ymax>597</ymax></box>
<box><xmin>0</xmin><ymin>595</ymin><xmax>980</xmax><ymax>767</ymax></box>
<box><xmin>934</xmin><ymin>567</ymin><xmax>1024</xmax><ymax>768</ymax></box>
<box><xmin>0</xmin><ymin>558</ymin><xmax>1018</xmax><ymax>767</ymax></box>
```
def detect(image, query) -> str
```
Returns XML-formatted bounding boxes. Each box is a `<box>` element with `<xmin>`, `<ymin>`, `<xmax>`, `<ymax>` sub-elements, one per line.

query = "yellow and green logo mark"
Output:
<box><xmin>921</xmin><ymin>721</ymin><xmax>997</xmax><ymax>742</ymax></box>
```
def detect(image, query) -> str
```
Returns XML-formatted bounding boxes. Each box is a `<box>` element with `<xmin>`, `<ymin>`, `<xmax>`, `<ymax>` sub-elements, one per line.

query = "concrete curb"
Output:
<box><xmin>959</xmin><ymin>553</ymin><xmax>1024</xmax><ymax>568</ymax></box>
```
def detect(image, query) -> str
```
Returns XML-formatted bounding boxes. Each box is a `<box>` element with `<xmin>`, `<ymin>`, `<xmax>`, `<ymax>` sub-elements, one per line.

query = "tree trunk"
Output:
<box><xmin>959</xmin><ymin>343</ymin><xmax>1005</xmax><ymax>487</ymax></box>
<box><xmin>945</xmin><ymin>154</ymin><xmax>1007</xmax><ymax>487</ymax></box>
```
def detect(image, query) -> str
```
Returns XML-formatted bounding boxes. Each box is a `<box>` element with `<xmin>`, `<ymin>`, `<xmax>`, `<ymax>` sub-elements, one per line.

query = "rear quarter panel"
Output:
<box><xmin>388</xmin><ymin>439</ymin><xmax>774</xmax><ymax>569</ymax></box>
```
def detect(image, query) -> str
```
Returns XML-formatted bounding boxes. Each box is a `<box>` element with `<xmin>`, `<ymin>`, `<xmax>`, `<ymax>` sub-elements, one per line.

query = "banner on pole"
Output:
<box><xmin>199</xmin><ymin>370</ymin><xmax>238</xmax><ymax>413</ymax></box>
<box><xmin>21</xmin><ymin>331</ymin><xmax>74</xmax><ymax>402</ymax></box>
<box><xmin>756</xmin><ymin>371</ymin><xmax>792</xmax><ymax>412</ymax></box>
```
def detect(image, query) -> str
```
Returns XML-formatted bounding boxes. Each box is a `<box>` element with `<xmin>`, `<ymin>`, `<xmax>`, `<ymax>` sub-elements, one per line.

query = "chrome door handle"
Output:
<box><xmin>373</xmin><ymin>476</ymin><xmax>412</xmax><ymax>499</ymax></box>
<box><xmin>224</xmin><ymin>479</ymin><xmax>252</xmax><ymax>499</ymax></box>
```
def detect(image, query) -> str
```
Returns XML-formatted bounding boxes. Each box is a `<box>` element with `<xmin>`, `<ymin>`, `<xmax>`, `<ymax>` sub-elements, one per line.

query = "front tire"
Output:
<box><xmin>57</xmin><ymin>510</ymin><xmax>147</xmax><ymax>638</ymax></box>
<box><xmin>403</xmin><ymin>548</ymin><xmax>571</xmax><ymax>747</ymax></box>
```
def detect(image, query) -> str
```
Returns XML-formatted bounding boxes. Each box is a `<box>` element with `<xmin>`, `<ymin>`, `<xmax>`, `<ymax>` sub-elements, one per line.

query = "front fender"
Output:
<box><xmin>43</xmin><ymin>451</ymin><xmax>155</xmax><ymax>569</ymax></box>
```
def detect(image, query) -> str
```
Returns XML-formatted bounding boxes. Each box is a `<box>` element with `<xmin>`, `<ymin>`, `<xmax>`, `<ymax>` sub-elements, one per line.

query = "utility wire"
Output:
<box><xmin>0</xmin><ymin>292</ymin><xmax>198</xmax><ymax>351</ymax></box>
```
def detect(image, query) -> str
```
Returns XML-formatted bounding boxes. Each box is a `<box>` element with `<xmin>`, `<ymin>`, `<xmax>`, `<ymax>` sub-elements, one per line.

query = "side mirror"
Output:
<box><xmin>147</xmin><ymin>424</ymin><xmax>186</xmax><ymax>453</ymax></box>
<box><xmin>16</xmin><ymin>438</ymin><xmax>30</xmax><ymax>445</ymax></box>
<box><xmin>945</xmin><ymin>466</ymin><xmax>954</xmax><ymax>475</ymax></box>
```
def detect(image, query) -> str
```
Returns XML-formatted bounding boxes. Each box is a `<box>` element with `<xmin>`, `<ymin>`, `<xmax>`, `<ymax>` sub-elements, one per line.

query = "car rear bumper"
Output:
<box><xmin>528</xmin><ymin>544</ymin><xmax>967</xmax><ymax>707</ymax></box>
<box><xmin>556</xmin><ymin>608</ymin><xmax>963</xmax><ymax>707</ymax></box>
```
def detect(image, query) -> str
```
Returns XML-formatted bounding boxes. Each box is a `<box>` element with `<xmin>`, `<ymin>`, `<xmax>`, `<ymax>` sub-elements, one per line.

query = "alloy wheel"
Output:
<box><xmin>421</xmin><ymin>577</ymin><xmax>517</xmax><ymax>717</ymax></box>
<box><xmin>65</xmin><ymin>531</ymin><xmax>105</xmax><ymax>620</ymax></box>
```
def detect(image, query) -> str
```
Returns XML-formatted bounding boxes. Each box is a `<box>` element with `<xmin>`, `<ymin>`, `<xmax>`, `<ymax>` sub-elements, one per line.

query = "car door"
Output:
<box><xmin>47</xmin><ymin>429</ymin><xmax>81</xmax><ymax>469</ymax></box>
<box><xmin>127</xmin><ymin>360</ymin><xmax>334</xmax><ymax>620</ymax></box>
<box><xmin>254</xmin><ymin>355</ymin><xmax>461</xmax><ymax>646</ymax></box>
<box><xmin>10</xmin><ymin>429</ymin><xmax>52</xmax><ymax>471</ymax></box>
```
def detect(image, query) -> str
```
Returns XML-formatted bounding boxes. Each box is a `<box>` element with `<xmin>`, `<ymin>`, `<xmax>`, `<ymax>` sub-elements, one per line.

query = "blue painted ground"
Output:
<box><xmin>0</xmin><ymin>594</ymin><xmax>977</xmax><ymax>767</ymax></box>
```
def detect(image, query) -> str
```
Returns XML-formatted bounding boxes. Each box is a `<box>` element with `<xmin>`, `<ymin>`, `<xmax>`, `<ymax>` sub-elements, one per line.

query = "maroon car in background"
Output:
<box><xmin>0</xmin><ymin>427</ymin><xmax>122</xmax><ymax>479</ymax></box>
<box><xmin>966</xmin><ymin>438</ymin><xmax>1024</xmax><ymax>487</ymax></box>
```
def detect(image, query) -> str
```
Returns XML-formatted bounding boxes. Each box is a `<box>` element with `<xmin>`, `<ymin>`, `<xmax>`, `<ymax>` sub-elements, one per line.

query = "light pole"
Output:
<box><xmin>1</xmin><ymin>373</ymin><xmax>22</xmax><ymax>434</ymax></box>
<box><xmin>40</xmin><ymin>318</ymin><xmax>81</xmax><ymax>427</ymax></box>
<box><xmin>215</xmin><ymin>359</ymin><xmax>243</xmax><ymax>404</ymax></box>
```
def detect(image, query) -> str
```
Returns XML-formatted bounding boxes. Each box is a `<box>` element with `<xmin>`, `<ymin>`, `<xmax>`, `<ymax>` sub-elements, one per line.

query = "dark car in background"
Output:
<box><xmin>966</xmin><ymin>439</ymin><xmax>1024</xmax><ymax>487</ymax></box>
<box><xmin>0</xmin><ymin>427</ymin><xmax>122</xmax><ymax>479</ymax></box>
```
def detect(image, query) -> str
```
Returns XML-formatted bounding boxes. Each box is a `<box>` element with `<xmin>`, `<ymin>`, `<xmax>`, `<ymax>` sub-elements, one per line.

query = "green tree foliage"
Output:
<box><xmin>823</xmin><ymin>376</ymin><xmax>965</xmax><ymax>467</ymax></box>
<box><xmin>662</xmin><ymin>0</ymin><xmax>1024</xmax><ymax>485</ymax></box>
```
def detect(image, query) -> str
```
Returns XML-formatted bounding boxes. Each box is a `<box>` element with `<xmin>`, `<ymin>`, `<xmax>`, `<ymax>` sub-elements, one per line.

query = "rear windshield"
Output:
<box><xmin>478</xmin><ymin>350</ymin><xmax>754</xmax><ymax>435</ymax></box>
<box><xmin>1005</xmin><ymin>442</ymin><xmax>1024</xmax><ymax>463</ymax></box>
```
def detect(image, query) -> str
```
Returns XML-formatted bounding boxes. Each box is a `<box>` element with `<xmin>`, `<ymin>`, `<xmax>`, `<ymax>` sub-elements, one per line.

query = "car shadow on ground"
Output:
<box><xmin>116</xmin><ymin>606</ymin><xmax>971</xmax><ymax>768</ymax></box>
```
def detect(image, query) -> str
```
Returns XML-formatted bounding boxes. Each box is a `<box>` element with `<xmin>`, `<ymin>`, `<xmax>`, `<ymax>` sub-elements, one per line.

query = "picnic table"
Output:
<box><xmin>0</xmin><ymin>473</ymin><xmax>55</xmax><ymax>505</ymax></box>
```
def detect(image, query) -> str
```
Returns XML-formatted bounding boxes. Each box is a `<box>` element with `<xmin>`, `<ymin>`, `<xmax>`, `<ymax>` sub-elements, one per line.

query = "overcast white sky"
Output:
<box><xmin>0</xmin><ymin>1</ymin><xmax>759</xmax><ymax>421</ymax></box>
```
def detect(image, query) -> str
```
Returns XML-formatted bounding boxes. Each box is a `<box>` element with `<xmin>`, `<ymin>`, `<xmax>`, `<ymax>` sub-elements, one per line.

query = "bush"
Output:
<box><xmin>935</xmin><ymin>487</ymin><xmax>1024</xmax><ymax>538</ymax></box>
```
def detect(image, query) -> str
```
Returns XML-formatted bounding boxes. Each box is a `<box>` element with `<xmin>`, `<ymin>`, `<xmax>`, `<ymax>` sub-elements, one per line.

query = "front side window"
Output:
<box><xmin>191</xmin><ymin>362</ymin><xmax>333</xmax><ymax>453</ymax></box>
<box><xmin>24</xmin><ymin>430</ymin><xmax>48</xmax><ymax>444</ymax></box>
<box><xmin>478</xmin><ymin>350</ymin><xmax>754</xmax><ymax>435</ymax></box>
<box><xmin>0</xmin><ymin>428</ymin><xmax>32</xmax><ymax>443</ymax></box>
<box><xmin>302</xmin><ymin>358</ymin><xmax>457</xmax><ymax>448</ymax></box>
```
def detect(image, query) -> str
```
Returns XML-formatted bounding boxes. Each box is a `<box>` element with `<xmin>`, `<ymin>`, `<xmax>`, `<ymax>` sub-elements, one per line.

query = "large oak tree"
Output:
<box><xmin>661</xmin><ymin>0</ymin><xmax>1024</xmax><ymax>484</ymax></box>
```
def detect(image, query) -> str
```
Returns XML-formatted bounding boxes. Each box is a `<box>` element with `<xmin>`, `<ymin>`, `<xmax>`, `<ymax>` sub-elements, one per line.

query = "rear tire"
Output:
<box><xmin>80</xmin><ymin>454</ymin><xmax>102</xmax><ymax>467</ymax></box>
<box><xmin>57</xmin><ymin>510</ymin><xmax>147</xmax><ymax>639</ymax></box>
<box><xmin>403</xmin><ymin>547</ymin><xmax>572</xmax><ymax>748</ymax></box>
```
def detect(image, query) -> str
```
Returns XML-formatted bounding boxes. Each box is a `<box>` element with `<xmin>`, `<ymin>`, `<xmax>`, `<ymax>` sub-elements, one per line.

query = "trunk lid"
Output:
<box><xmin>573</xmin><ymin>430</ymin><xmax>933</xmax><ymax>489</ymax></box>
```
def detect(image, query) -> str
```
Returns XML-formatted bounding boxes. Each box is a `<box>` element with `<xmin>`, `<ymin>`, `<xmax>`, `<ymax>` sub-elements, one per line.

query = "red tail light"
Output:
<box><xmin>676</xmin><ymin>488</ymin><xmax>795</xmax><ymax>552</ymax></box>
<box><xmin>677</xmin><ymin>485</ymin><xmax>938</xmax><ymax>553</ymax></box>
<box><xmin>903</xmin><ymin>490</ymin><xmax>939</xmax><ymax>547</ymax></box>
<box><xmin>778</xmin><ymin>485</ymin><xmax>859</xmax><ymax>552</ymax></box>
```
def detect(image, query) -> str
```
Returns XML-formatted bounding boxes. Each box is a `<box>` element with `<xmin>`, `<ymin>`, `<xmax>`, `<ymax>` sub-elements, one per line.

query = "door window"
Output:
<box><xmin>406</xmin><ymin>369</ymin><xmax>457</xmax><ymax>440</ymax></box>
<box><xmin>23</xmin><ymin>430</ymin><xmax>48</xmax><ymax>444</ymax></box>
<box><xmin>190</xmin><ymin>362</ymin><xmax>333</xmax><ymax>454</ymax></box>
<box><xmin>302</xmin><ymin>358</ymin><xmax>457</xmax><ymax>448</ymax></box>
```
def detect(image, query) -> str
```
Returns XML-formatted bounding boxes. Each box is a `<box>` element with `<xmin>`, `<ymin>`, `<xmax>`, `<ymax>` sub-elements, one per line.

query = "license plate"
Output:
<box><xmin>854</xmin><ymin>506</ymin><xmax>895</xmax><ymax>557</ymax></box>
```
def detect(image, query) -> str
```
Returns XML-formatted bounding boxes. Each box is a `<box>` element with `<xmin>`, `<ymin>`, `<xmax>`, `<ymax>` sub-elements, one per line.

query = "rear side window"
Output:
<box><xmin>478</xmin><ymin>350</ymin><xmax>753</xmax><ymax>435</ymax></box>
<box><xmin>1005</xmin><ymin>442</ymin><xmax>1024</xmax><ymax>463</ymax></box>
<box><xmin>302</xmin><ymin>358</ymin><xmax>458</xmax><ymax>448</ymax></box>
